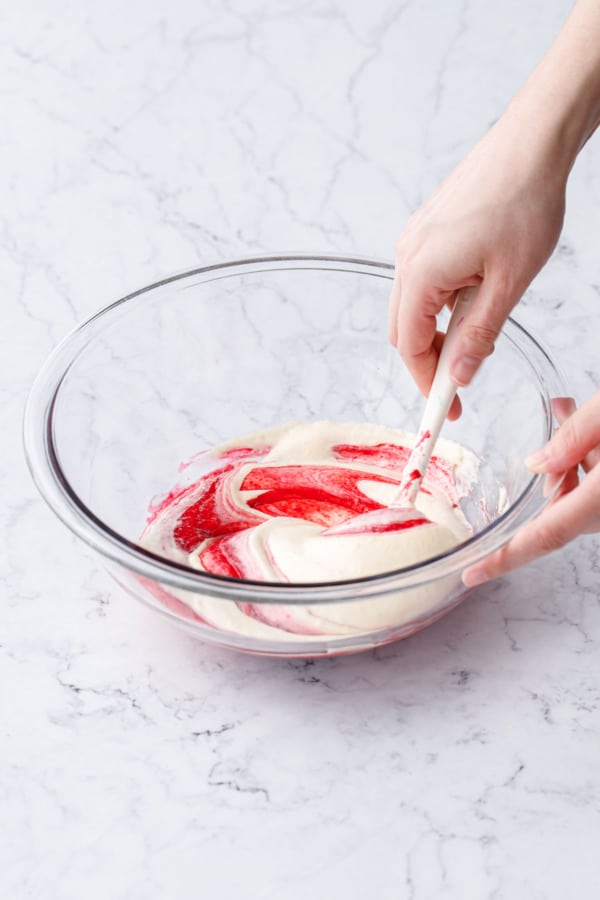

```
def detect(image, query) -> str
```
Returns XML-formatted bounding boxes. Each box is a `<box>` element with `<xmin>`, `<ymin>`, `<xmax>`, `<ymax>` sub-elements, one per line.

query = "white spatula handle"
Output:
<box><xmin>394</xmin><ymin>286</ymin><xmax>478</xmax><ymax>506</ymax></box>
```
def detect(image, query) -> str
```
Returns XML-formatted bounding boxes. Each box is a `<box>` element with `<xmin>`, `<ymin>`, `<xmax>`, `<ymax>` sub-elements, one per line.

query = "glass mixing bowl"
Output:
<box><xmin>24</xmin><ymin>255</ymin><xmax>566</xmax><ymax>657</ymax></box>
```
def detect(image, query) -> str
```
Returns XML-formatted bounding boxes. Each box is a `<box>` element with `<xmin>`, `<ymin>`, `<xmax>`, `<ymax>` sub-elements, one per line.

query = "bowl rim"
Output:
<box><xmin>23</xmin><ymin>252</ymin><xmax>567</xmax><ymax>603</ymax></box>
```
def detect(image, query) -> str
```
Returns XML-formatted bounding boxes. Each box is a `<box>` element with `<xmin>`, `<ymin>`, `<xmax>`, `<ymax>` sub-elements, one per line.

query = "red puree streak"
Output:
<box><xmin>242</xmin><ymin>465</ymin><xmax>399</xmax><ymax>527</ymax></box>
<box><xmin>333</xmin><ymin>443</ymin><xmax>458</xmax><ymax>505</ymax></box>
<box><xmin>153</xmin><ymin>441</ymin><xmax>457</xmax><ymax>580</ymax></box>
<box><xmin>173</xmin><ymin>464</ymin><xmax>264</xmax><ymax>552</ymax></box>
<box><xmin>199</xmin><ymin>533</ymin><xmax>246</xmax><ymax>579</ymax></box>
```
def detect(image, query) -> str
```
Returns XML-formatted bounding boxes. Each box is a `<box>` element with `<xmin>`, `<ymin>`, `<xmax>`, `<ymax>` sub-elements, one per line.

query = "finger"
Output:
<box><xmin>448</xmin><ymin>396</ymin><xmax>462</xmax><ymax>421</ymax></box>
<box><xmin>526</xmin><ymin>392</ymin><xmax>600</xmax><ymax>474</ymax></box>
<box><xmin>551</xmin><ymin>396</ymin><xmax>577</xmax><ymax>425</ymax></box>
<box><xmin>390</xmin><ymin>276</ymin><xmax>461</xmax><ymax>418</ymax></box>
<box><xmin>388</xmin><ymin>273</ymin><xmax>401</xmax><ymax>347</ymax></box>
<box><xmin>548</xmin><ymin>396</ymin><xmax>600</xmax><ymax>474</ymax></box>
<box><xmin>543</xmin><ymin>465</ymin><xmax>579</xmax><ymax>499</ymax></box>
<box><xmin>448</xmin><ymin>275</ymin><xmax>516</xmax><ymax>387</ymax></box>
<box><xmin>463</xmin><ymin>464</ymin><xmax>600</xmax><ymax>585</ymax></box>
<box><xmin>542</xmin><ymin>397</ymin><xmax>579</xmax><ymax>496</ymax></box>
<box><xmin>582</xmin><ymin>446</ymin><xmax>600</xmax><ymax>473</ymax></box>
<box><xmin>399</xmin><ymin>326</ymin><xmax>463</xmax><ymax>417</ymax></box>
<box><xmin>395</xmin><ymin>272</ymin><xmax>449</xmax><ymax>398</ymax></box>
<box><xmin>542</xmin><ymin>467</ymin><xmax>579</xmax><ymax>503</ymax></box>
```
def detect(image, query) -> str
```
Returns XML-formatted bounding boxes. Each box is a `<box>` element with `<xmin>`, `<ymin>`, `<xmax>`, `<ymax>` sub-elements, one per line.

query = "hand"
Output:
<box><xmin>388</xmin><ymin>115</ymin><xmax>568</xmax><ymax>419</ymax></box>
<box><xmin>463</xmin><ymin>395</ymin><xmax>600</xmax><ymax>586</ymax></box>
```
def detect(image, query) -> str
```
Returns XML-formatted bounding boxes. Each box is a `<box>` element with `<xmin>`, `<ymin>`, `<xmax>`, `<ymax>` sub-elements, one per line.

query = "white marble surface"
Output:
<box><xmin>3</xmin><ymin>0</ymin><xmax>600</xmax><ymax>897</ymax></box>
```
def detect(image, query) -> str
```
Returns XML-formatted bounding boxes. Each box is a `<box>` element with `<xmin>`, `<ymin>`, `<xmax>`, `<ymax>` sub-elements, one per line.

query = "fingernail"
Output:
<box><xmin>451</xmin><ymin>355</ymin><xmax>479</xmax><ymax>386</ymax></box>
<box><xmin>525</xmin><ymin>446</ymin><xmax>551</xmax><ymax>473</ymax></box>
<box><xmin>463</xmin><ymin>568</ymin><xmax>490</xmax><ymax>588</ymax></box>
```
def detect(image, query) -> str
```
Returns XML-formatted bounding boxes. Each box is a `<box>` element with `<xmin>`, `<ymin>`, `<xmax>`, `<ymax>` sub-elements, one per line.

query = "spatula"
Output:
<box><xmin>326</xmin><ymin>286</ymin><xmax>477</xmax><ymax>535</ymax></box>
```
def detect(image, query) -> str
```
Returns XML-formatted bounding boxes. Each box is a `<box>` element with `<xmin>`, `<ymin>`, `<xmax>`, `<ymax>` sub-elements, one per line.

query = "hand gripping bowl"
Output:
<box><xmin>24</xmin><ymin>254</ymin><xmax>566</xmax><ymax>658</ymax></box>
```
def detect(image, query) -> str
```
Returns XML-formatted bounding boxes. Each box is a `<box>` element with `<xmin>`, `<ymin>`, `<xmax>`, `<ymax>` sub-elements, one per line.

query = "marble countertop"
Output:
<box><xmin>3</xmin><ymin>1</ymin><xmax>600</xmax><ymax>897</ymax></box>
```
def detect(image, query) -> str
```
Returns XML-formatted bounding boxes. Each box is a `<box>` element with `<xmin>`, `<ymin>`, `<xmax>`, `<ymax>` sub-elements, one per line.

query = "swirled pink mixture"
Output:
<box><xmin>138</xmin><ymin>422</ymin><xmax>477</xmax><ymax>640</ymax></box>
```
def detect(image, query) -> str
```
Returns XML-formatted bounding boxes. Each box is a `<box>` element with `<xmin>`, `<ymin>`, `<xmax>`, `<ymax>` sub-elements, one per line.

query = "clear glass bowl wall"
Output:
<box><xmin>25</xmin><ymin>256</ymin><xmax>565</xmax><ymax>657</ymax></box>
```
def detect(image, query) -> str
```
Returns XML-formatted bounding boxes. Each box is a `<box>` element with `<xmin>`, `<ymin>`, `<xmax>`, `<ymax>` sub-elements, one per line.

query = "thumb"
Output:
<box><xmin>448</xmin><ymin>277</ymin><xmax>514</xmax><ymax>387</ymax></box>
<box><xmin>526</xmin><ymin>392</ymin><xmax>600</xmax><ymax>474</ymax></box>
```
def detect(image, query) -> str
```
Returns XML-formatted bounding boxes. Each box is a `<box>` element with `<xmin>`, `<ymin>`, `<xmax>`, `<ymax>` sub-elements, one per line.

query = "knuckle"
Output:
<box><xmin>395</xmin><ymin>239</ymin><xmax>418</xmax><ymax>270</ymax></box>
<box><xmin>461</xmin><ymin>323</ymin><xmax>498</xmax><ymax>359</ymax></box>
<box><xmin>396</xmin><ymin>252</ymin><xmax>420</xmax><ymax>282</ymax></box>
<box><xmin>395</xmin><ymin>233</ymin><xmax>429</xmax><ymax>274</ymax></box>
